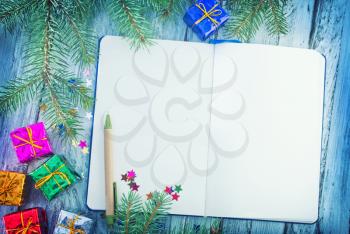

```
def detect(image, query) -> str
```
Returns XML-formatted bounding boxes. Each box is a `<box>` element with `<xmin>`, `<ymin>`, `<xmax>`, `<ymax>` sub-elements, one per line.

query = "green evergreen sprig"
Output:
<box><xmin>224</xmin><ymin>0</ymin><xmax>288</xmax><ymax>41</ymax></box>
<box><xmin>0</xmin><ymin>0</ymin><xmax>289</xmax><ymax>140</ymax></box>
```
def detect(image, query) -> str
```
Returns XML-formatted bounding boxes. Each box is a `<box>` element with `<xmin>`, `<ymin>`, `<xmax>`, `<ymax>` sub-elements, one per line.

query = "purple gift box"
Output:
<box><xmin>10</xmin><ymin>122</ymin><xmax>53</xmax><ymax>163</ymax></box>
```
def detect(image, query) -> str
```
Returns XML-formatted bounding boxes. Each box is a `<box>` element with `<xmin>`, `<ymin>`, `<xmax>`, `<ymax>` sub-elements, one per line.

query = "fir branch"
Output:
<box><xmin>225</xmin><ymin>0</ymin><xmax>288</xmax><ymax>41</ymax></box>
<box><xmin>107</xmin><ymin>0</ymin><xmax>153</xmax><ymax>49</ymax></box>
<box><xmin>139</xmin><ymin>191</ymin><xmax>172</xmax><ymax>234</ymax></box>
<box><xmin>118</xmin><ymin>192</ymin><xmax>143</xmax><ymax>234</ymax></box>
<box><xmin>265</xmin><ymin>0</ymin><xmax>288</xmax><ymax>35</ymax></box>
<box><xmin>0</xmin><ymin>0</ymin><xmax>39</xmax><ymax>30</ymax></box>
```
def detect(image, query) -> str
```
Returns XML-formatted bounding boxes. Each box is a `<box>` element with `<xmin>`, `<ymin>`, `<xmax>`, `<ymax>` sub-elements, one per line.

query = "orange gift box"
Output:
<box><xmin>0</xmin><ymin>170</ymin><xmax>26</xmax><ymax>206</ymax></box>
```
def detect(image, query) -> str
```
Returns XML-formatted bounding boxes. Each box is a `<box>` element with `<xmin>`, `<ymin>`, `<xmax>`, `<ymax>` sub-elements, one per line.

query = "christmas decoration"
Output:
<box><xmin>10</xmin><ymin>122</ymin><xmax>53</xmax><ymax>163</ymax></box>
<box><xmin>0</xmin><ymin>0</ymin><xmax>287</xmax><ymax>140</ymax></box>
<box><xmin>0</xmin><ymin>171</ymin><xmax>26</xmax><ymax>206</ymax></box>
<box><xmin>113</xmin><ymin>170</ymin><xmax>184</xmax><ymax>233</ymax></box>
<box><xmin>2</xmin><ymin>207</ymin><xmax>48</xmax><ymax>234</ymax></box>
<box><xmin>29</xmin><ymin>155</ymin><xmax>78</xmax><ymax>200</ymax></box>
<box><xmin>53</xmin><ymin>210</ymin><xmax>94</xmax><ymax>234</ymax></box>
<box><xmin>183</xmin><ymin>0</ymin><xmax>229</xmax><ymax>41</ymax></box>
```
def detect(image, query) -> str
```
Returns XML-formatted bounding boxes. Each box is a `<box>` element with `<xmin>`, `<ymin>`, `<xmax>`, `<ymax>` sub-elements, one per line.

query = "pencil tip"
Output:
<box><xmin>105</xmin><ymin>114</ymin><xmax>112</xmax><ymax>129</ymax></box>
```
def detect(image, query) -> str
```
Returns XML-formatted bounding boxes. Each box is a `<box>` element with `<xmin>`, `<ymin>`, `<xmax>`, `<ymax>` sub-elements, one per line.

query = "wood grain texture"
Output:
<box><xmin>0</xmin><ymin>0</ymin><xmax>349</xmax><ymax>233</ymax></box>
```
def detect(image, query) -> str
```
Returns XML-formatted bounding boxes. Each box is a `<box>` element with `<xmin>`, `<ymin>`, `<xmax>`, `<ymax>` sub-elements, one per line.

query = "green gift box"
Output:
<box><xmin>29</xmin><ymin>155</ymin><xmax>78</xmax><ymax>200</ymax></box>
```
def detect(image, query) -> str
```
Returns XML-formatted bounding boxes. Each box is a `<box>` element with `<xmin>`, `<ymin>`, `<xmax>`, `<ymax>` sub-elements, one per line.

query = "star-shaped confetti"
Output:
<box><xmin>86</xmin><ymin>79</ymin><xmax>92</xmax><ymax>87</ymax></box>
<box><xmin>83</xmin><ymin>68</ymin><xmax>91</xmax><ymax>77</ymax></box>
<box><xmin>121</xmin><ymin>173</ymin><xmax>128</xmax><ymax>182</ymax></box>
<box><xmin>164</xmin><ymin>186</ymin><xmax>173</xmax><ymax>194</ymax></box>
<box><xmin>39</xmin><ymin>103</ymin><xmax>48</xmax><ymax>112</ymax></box>
<box><xmin>72</xmin><ymin>140</ymin><xmax>79</xmax><ymax>147</ymax></box>
<box><xmin>174</xmin><ymin>185</ymin><xmax>182</xmax><ymax>193</ymax></box>
<box><xmin>81</xmin><ymin>147</ymin><xmax>89</xmax><ymax>155</ymax></box>
<box><xmin>172</xmin><ymin>193</ymin><xmax>180</xmax><ymax>201</ymax></box>
<box><xmin>131</xmin><ymin>183</ymin><xmax>139</xmax><ymax>191</ymax></box>
<box><xmin>146</xmin><ymin>192</ymin><xmax>153</xmax><ymax>200</ymax></box>
<box><xmin>79</xmin><ymin>140</ymin><xmax>87</xmax><ymax>149</ymax></box>
<box><xmin>127</xmin><ymin>170</ymin><xmax>136</xmax><ymax>181</ymax></box>
<box><xmin>86</xmin><ymin>112</ymin><xmax>93</xmax><ymax>120</ymax></box>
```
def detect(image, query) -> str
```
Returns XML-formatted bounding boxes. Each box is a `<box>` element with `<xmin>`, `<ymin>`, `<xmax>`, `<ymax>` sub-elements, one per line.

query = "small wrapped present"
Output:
<box><xmin>53</xmin><ymin>210</ymin><xmax>94</xmax><ymax>234</ymax></box>
<box><xmin>183</xmin><ymin>0</ymin><xmax>229</xmax><ymax>41</ymax></box>
<box><xmin>10</xmin><ymin>122</ymin><xmax>53</xmax><ymax>163</ymax></box>
<box><xmin>29</xmin><ymin>155</ymin><xmax>78</xmax><ymax>200</ymax></box>
<box><xmin>2</xmin><ymin>207</ymin><xmax>47</xmax><ymax>234</ymax></box>
<box><xmin>0</xmin><ymin>171</ymin><xmax>26</xmax><ymax>206</ymax></box>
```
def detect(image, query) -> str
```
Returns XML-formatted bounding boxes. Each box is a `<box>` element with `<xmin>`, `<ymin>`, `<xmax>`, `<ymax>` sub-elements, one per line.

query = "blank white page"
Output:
<box><xmin>87</xmin><ymin>36</ymin><xmax>214</xmax><ymax>216</ymax></box>
<box><xmin>205</xmin><ymin>43</ymin><xmax>325</xmax><ymax>223</ymax></box>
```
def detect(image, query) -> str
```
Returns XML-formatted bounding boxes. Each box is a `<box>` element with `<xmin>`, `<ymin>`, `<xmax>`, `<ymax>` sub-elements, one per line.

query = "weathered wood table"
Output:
<box><xmin>0</xmin><ymin>1</ymin><xmax>349</xmax><ymax>233</ymax></box>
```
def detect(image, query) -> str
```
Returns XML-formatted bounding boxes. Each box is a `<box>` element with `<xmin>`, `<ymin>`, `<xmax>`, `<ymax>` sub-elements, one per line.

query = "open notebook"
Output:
<box><xmin>87</xmin><ymin>36</ymin><xmax>325</xmax><ymax>223</ymax></box>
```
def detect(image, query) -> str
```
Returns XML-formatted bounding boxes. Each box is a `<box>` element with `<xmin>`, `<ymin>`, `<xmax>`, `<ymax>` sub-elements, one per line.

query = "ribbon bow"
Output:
<box><xmin>6</xmin><ymin>213</ymin><xmax>39</xmax><ymax>234</ymax></box>
<box><xmin>34</xmin><ymin>164</ymin><xmax>71</xmax><ymax>191</ymax></box>
<box><xmin>13</xmin><ymin>127</ymin><xmax>47</xmax><ymax>157</ymax></box>
<box><xmin>193</xmin><ymin>3</ymin><xmax>222</xmax><ymax>27</ymax></box>
<box><xmin>59</xmin><ymin>215</ymin><xmax>85</xmax><ymax>234</ymax></box>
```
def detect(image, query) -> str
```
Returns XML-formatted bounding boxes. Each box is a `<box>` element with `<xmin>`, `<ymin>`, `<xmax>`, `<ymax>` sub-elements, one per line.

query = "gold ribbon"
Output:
<box><xmin>13</xmin><ymin>127</ymin><xmax>47</xmax><ymax>157</ymax></box>
<box><xmin>34</xmin><ymin>164</ymin><xmax>71</xmax><ymax>191</ymax></box>
<box><xmin>5</xmin><ymin>212</ymin><xmax>39</xmax><ymax>234</ymax></box>
<box><xmin>193</xmin><ymin>3</ymin><xmax>222</xmax><ymax>27</ymax></box>
<box><xmin>59</xmin><ymin>215</ymin><xmax>85</xmax><ymax>234</ymax></box>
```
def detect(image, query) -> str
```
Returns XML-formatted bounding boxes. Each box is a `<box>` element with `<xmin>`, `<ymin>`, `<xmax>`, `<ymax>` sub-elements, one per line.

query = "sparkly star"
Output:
<box><xmin>131</xmin><ymin>183</ymin><xmax>139</xmax><ymax>191</ymax></box>
<box><xmin>79</xmin><ymin>140</ymin><xmax>87</xmax><ymax>149</ymax></box>
<box><xmin>86</xmin><ymin>112</ymin><xmax>93</xmax><ymax>120</ymax></box>
<box><xmin>83</xmin><ymin>69</ymin><xmax>91</xmax><ymax>77</ymax></box>
<box><xmin>81</xmin><ymin>147</ymin><xmax>89</xmax><ymax>155</ymax></box>
<box><xmin>146</xmin><ymin>192</ymin><xmax>153</xmax><ymax>200</ymax></box>
<box><xmin>39</xmin><ymin>103</ymin><xmax>48</xmax><ymax>112</ymax></box>
<box><xmin>164</xmin><ymin>186</ymin><xmax>173</xmax><ymax>194</ymax></box>
<box><xmin>68</xmin><ymin>108</ymin><xmax>78</xmax><ymax>117</ymax></box>
<box><xmin>127</xmin><ymin>170</ymin><xmax>136</xmax><ymax>181</ymax></box>
<box><xmin>86</xmin><ymin>79</ymin><xmax>92</xmax><ymax>87</ymax></box>
<box><xmin>172</xmin><ymin>193</ymin><xmax>179</xmax><ymax>201</ymax></box>
<box><xmin>128</xmin><ymin>182</ymin><xmax>136</xmax><ymax>188</ymax></box>
<box><xmin>72</xmin><ymin>140</ymin><xmax>78</xmax><ymax>147</ymax></box>
<box><xmin>174</xmin><ymin>185</ymin><xmax>182</xmax><ymax>193</ymax></box>
<box><xmin>121</xmin><ymin>173</ymin><xmax>128</xmax><ymax>182</ymax></box>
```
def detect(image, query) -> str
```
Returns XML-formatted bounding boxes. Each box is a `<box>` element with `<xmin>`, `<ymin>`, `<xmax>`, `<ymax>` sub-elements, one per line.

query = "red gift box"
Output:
<box><xmin>2</xmin><ymin>207</ymin><xmax>47</xmax><ymax>234</ymax></box>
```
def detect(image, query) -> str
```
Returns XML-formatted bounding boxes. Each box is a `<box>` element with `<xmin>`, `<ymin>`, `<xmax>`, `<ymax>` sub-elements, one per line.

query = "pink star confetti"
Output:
<box><xmin>83</xmin><ymin>68</ymin><xmax>91</xmax><ymax>77</ymax></box>
<box><xmin>172</xmin><ymin>193</ymin><xmax>180</xmax><ymax>201</ymax></box>
<box><xmin>164</xmin><ymin>186</ymin><xmax>173</xmax><ymax>194</ymax></box>
<box><xmin>127</xmin><ymin>170</ymin><xmax>136</xmax><ymax>181</ymax></box>
<box><xmin>79</xmin><ymin>140</ymin><xmax>87</xmax><ymax>149</ymax></box>
<box><xmin>131</xmin><ymin>183</ymin><xmax>140</xmax><ymax>191</ymax></box>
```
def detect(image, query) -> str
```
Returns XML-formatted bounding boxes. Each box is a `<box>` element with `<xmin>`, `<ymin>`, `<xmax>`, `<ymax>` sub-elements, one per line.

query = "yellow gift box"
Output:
<box><xmin>0</xmin><ymin>171</ymin><xmax>26</xmax><ymax>206</ymax></box>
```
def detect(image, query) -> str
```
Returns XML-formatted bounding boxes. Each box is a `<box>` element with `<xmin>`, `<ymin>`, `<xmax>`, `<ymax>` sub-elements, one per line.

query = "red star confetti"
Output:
<box><xmin>172</xmin><ymin>193</ymin><xmax>180</xmax><ymax>201</ymax></box>
<box><xmin>79</xmin><ymin>140</ymin><xmax>87</xmax><ymax>149</ymax></box>
<box><xmin>164</xmin><ymin>186</ymin><xmax>173</xmax><ymax>194</ymax></box>
<box><xmin>146</xmin><ymin>192</ymin><xmax>153</xmax><ymax>200</ymax></box>
<box><xmin>121</xmin><ymin>173</ymin><xmax>128</xmax><ymax>181</ymax></box>
<box><xmin>131</xmin><ymin>183</ymin><xmax>140</xmax><ymax>191</ymax></box>
<box><xmin>127</xmin><ymin>170</ymin><xmax>136</xmax><ymax>181</ymax></box>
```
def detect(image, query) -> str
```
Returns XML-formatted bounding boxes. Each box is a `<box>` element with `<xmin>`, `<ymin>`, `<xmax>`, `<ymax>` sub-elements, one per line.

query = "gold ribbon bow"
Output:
<box><xmin>193</xmin><ymin>3</ymin><xmax>222</xmax><ymax>27</ymax></box>
<box><xmin>59</xmin><ymin>215</ymin><xmax>85</xmax><ymax>234</ymax></box>
<box><xmin>34</xmin><ymin>164</ymin><xmax>71</xmax><ymax>191</ymax></box>
<box><xmin>13</xmin><ymin>127</ymin><xmax>47</xmax><ymax>157</ymax></box>
<box><xmin>6</xmin><ymin>212</ymin><xmax>39</xmax><ymax>234</ymax></box>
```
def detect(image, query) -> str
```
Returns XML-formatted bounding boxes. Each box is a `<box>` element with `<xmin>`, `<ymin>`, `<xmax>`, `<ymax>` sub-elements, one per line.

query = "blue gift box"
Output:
<box><xmin>53</xmin><ymin>210</ymin><xmax>94</xmax><ymax>234</ymax></box>
<box><xmin>183</xmin><ymin>0</ymin><xmax>229</xmax><ymax>41</ymax></box>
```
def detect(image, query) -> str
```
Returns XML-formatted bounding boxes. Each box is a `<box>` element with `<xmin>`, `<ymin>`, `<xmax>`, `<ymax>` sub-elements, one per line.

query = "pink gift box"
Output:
<box><xmin>10</xmin><ymin>122</ymin><xmax>53</xmax><ymax>163</ymax></box>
